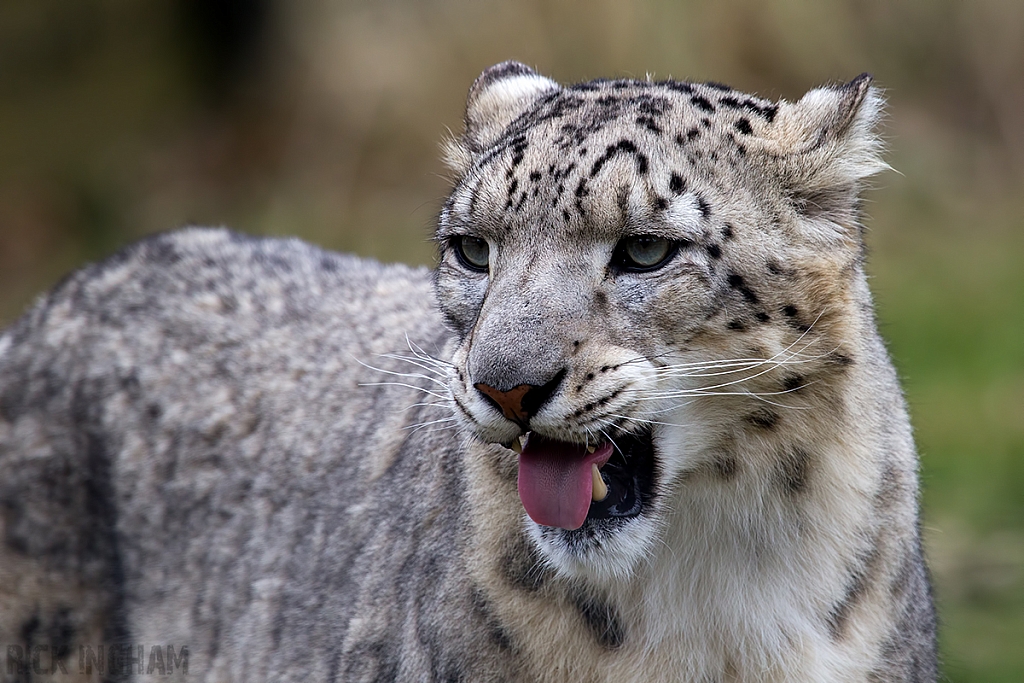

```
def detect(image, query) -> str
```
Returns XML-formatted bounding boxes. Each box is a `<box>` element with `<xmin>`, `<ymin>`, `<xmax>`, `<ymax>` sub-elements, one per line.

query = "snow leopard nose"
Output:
<box><xmin>474</xmin><ymin>369</ymin><xmax>566</xmax><ymax>425</ymax></box>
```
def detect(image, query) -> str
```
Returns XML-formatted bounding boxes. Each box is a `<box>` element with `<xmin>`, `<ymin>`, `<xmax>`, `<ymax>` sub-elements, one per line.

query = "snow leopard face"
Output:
<box><xmin>435</xmin><ymin>62</ymin><xmax>883</xmax><ymax>580</ymax></box>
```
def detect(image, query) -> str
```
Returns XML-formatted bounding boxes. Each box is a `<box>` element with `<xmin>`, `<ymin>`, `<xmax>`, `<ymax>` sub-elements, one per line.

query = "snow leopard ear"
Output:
<box><xmin>766</xmin><ymin>74</ymin><xmax>888</xmax><ymax>242</ymax></box>
<box><xmin>444</xmin><ymin>62</ymin><xmax>559</xmax><ymax>177</ymax></box>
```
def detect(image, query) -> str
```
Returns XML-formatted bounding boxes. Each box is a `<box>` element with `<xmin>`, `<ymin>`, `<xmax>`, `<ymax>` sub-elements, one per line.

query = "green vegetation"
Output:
<box><xmin>2</xmin><ymin>1</ymin><xmax>1021</xmax><ymax>678</ymax></box>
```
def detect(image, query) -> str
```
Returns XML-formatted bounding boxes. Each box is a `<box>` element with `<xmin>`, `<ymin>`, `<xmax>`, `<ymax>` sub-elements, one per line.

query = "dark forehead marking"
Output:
<box><xmin>703</xmin><ymin>81</ymin><xmax>733</xmax><ymax>91</ymax></box>
<box><xmin>691</xmin><ymin>95</ymin><xmax>715</xmax><ymax>113</ymax></box>
<box><xmin>590</xmin><ymin>139</ymin><xmax>648</xmax><ymax>178</ymax></box>
<box><xmin>719</xmin><ymin>95</ymin><xmax>779</xmax><ymax>122</ymax></box>
<box><xmin>636</xmin><ymin>116</ymin><xmax>662</xmax><ymax>134</ymax></box>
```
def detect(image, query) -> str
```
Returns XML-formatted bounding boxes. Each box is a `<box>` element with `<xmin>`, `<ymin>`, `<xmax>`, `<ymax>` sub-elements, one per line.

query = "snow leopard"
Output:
<box><xmin>0</xmin><ymin>62</ymin><xmax>937</xmax><ymax>681</ymax></box>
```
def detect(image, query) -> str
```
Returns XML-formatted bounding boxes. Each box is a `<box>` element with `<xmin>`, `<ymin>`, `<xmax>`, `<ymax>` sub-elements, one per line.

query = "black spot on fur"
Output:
<box><xmin>669</xmin><ymin>173</ymin><xmax>686</xmax><ymax>195</ymax></box>
<box><xmin>874</xmin><ymin>460</ymin><xmax>901</xmax><ymax>516</ymax></box>
<box><xmin>704</xmin><ymin>81</ymin><xmax>732</xmax><ymax>91</ymax></box>
<box><xmin>655</xmin><ymin>196</ymin><xmax>668</xmax><ymax>210</ymax></box>
<box><xmin>778</xmin><ymin>446</ymin><xmax>811</xmax><ymax>495</ymax></box>
<box><xmin>501</xmin><ymin>537</ymin><xmax>548</xmax><ymax>592</ymax></box>
<box><xmin>830</xmin><ymin>352</ymin><xmax>855</xmax><ymax>367</ymax></box>
<box><xmin>696</xmin><ymin>195</ymin><xmax>711</xmax><ymax>219</ymax></box>
<box><xmin>722</xmin><ymin>224</ymin><xmax>735</xmax><ymax>240</ymax></box>
<box><xmin>636</xmin><ymin>116</ymin><xmax>662</xmax><ymax>134</ymax></box>
<box><xmin>767</xmin><ymin>261</ymin><xmax>784</xmax><ymax>275</ymax></box>
<box><xmin>782</xmin><ymin>374</ymin><xmax>804</xmax><ymax>392</ymax></box>
<box><xmin>747</xmin><ymin>408</ymin><xmax>779</xmax><ymax>430</ymax></box>
<box><xmin>529</xmin><ymin>171</ymin><xmax>542</xmax><ymax>182</ymax></box>
<box><xmin>687</xmin><ymin>128</ymin><xmax>700</xmax><ymax>142</ymax></box>
<box><xmin>727</xmin><ymin>319</ymin><xmax>746</xmax><ymax>331</ymax></box>
<box><xmin>574</xmin><ymin>179</ymin><xmax>589</xmax><ymax>214</ymax></box>
<box><xmin>712</xmin><ymin>453</ymin><xmax>738</xmax><ymax>479</ymax></box>
<box><xmin>691</xmin><ymin>95</ymin><xmax>715</xmax><ymax>112</ymax></box>
<box><xmin>590</xmin><ymin>139</ymin><xmax>648</xmax><ymax>178</ymax></box>
<box><xmin>572</xmin><ymin>591</ymin><xmax>625</xmax><ymax>649</ymax></box>
<box><xmin>727</xmin><ymin>273</ymin><xmax>759</xmax><ymax>304</ymax></box>
<box><xmin>734</xmin><ymin>118</ymin><xmax>753</xmax><ymax>135</ymax></box>
<box><xmin>826</xmin><ymin>539</ymin><xmax>882</xmax><ymax>641</ymax></box>
<box><xmin>661</xmin><ymin>81</ymin><xmax>694</xmax><ymax>95</ymax></box>
<box><xmin>706</xmin><ymin>243</ymin><xmax>721</xmax><ymax>259</ymax></box>
<box><xmin>719</xmin><ymin>95</ymin><xmax>779</xmax><ymax>122</ymax></box>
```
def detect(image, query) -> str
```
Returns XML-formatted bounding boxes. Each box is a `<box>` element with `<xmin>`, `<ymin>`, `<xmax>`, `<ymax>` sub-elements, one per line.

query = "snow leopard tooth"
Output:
<box><xmin>592</xmin><ymin>464</ymin><xmax>608</xmax><ymax>502</ymax></box>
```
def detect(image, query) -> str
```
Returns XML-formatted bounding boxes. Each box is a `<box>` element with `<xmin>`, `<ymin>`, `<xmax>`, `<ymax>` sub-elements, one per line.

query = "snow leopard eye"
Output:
<box><xmin>612</xmin><ymin>235</ymin><xmax>678</xmax><ymax>271</ymax></box>
<box><xmin>453</xmin><ymin>235</ymin><xmax>490</xmax><ymax>272</ymax></box>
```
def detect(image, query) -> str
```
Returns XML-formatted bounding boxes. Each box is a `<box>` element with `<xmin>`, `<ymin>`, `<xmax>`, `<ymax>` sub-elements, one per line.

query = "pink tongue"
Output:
<box><xmin>517</xmin><ymin>437</ymin><xmax>613</xmax><ymax>530</ymax></box>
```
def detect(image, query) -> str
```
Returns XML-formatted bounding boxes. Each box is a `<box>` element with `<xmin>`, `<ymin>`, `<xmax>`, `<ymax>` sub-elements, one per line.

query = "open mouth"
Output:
<box><xmin>511</xmin><ymin>429</ymin><xmax>657</xmax><ymax>530</ymax></box>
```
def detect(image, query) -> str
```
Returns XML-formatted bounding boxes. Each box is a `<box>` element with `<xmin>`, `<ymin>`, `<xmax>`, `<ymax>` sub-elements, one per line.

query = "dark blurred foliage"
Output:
<box><xmin>1</xmin><ymin>1</ymin><xmax>1022</xmax><ymax>679</ymax></box>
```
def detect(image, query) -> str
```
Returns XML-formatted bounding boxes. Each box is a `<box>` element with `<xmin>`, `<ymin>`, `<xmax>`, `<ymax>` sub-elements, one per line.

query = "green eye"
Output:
<box><xmin>454</xmin><ymin>236</ymin><xmax>490</xmax><ymax>272</ymax></box>
<box><xmin>613</xmin><ymin>236</ymin><xmax>677</xmax><ymax>271</ymax></box>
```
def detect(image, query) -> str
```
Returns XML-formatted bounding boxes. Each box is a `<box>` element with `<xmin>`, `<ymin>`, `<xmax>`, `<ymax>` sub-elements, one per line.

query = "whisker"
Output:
<box><xmin>358</xmin><ymin>381</ymin><xmax>448</xmax><ymax>400</ymax></box>
<box><xmin>379</xmin><ymin>353</ymin><xmax>450</xmax><ymax>379</ymax></box>
<box><xmin>607</xmin><ymin>412</ymin><xmax>684</xmax><ymax>429</ymax></box>
<box><xmin>405</xmin><ymin>334</ymin><xmax>454</xmax><ymax>367</ymax></box>
<box><xmin>352</xmin><ymin>355</ymin><xmax>450</xmax><ymax>388</ymax></box>
<box><xmin>404</xmin><ymin>416</ymin><xmax>459</xmax><ymax>431</ymax></box>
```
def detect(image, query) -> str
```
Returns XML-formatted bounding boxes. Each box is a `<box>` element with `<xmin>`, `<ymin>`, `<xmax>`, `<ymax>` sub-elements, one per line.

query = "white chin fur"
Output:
<box><xmin>525</xmin><ymin>513</ymin><xmax>661</xmax><ymax>585</ymax></box>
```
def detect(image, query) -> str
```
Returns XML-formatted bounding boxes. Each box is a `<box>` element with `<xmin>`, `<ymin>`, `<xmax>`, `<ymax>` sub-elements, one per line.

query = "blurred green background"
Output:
<box><xmin>1</xmin><ymin>1</ymin><xmax>1021</xmax><ymax>678</ymax></box>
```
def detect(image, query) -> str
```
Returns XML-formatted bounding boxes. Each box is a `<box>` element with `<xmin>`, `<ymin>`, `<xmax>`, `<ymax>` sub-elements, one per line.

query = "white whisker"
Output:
<box><xmin>358</xmin><ymin>381</ymin><xmax>448</xmax><ymax>400</ymax></box>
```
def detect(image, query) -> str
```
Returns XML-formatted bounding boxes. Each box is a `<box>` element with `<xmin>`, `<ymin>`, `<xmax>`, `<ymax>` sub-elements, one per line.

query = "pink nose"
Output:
<box><xmin>473</xmin><ymin>368</ymin><xmax>566</xmax><ymax>425</ymax></box>
<box><xmin>473</xmin><ymin>383</ymin><xmax>535</xmax><ymax>423</ymax></box>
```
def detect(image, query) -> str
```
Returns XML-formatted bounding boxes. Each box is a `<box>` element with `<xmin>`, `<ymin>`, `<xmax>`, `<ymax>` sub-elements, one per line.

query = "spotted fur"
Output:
<box><xmin>0</xmin><ymin>63</ymin><xmax>936</xmax><ymax>681</ymax></box>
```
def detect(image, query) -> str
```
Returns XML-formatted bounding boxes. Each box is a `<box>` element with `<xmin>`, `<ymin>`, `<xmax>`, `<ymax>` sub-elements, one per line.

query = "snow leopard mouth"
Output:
<box><xmin>511</xmin><ymin>429</ymin><xmax>657</xmax><ymax>531</ymax></box>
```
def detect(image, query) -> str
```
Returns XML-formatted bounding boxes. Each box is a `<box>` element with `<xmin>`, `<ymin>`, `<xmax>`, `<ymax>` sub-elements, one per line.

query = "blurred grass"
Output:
<box><xmin>1</xmin><ymin>1</ymin><xmax>1022</xmax><ymax>679</ymax></box>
